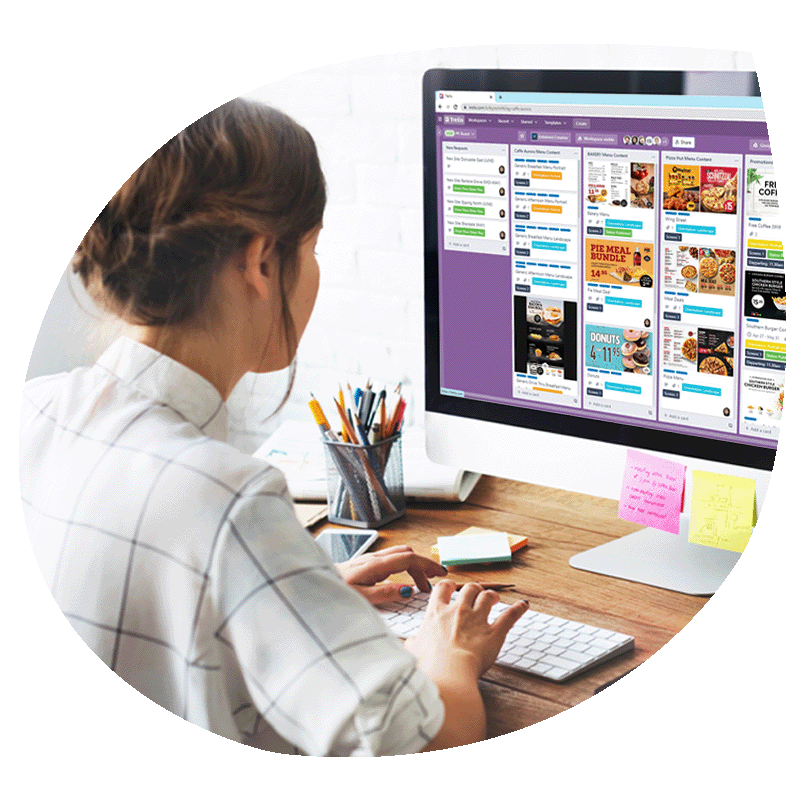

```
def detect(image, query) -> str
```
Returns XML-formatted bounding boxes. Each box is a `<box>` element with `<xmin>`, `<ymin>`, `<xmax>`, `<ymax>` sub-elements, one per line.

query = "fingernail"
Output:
<box><xmin>400</xmin><ymin>585</ymin><xmax>413</xmax><ymax>598</ymax></box>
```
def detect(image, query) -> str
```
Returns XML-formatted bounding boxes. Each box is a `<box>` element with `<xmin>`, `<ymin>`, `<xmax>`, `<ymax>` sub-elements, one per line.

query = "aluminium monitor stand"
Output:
<box><xmin>569</xmin><ymin>513</ymin><xmax>742</xmax><ymax>596</ymax></box>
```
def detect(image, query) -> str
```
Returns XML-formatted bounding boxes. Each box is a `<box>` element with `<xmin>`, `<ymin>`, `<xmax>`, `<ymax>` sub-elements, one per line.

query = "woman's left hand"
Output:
<box><xmin>336</xmin><ymin>545</ymin><xmax>448</xmax><ymax>605</ymax></box>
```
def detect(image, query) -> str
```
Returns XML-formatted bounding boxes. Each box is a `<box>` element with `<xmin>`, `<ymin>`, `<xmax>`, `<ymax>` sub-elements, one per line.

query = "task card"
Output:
<box><xmin>618</xmin><ymin>450</ymin><xmax>687</xmax><ymax>534</ymax></box>
<box><xmin>436</xmin><ymin>532</ymin><xmax>512</xmax><ymax>567</ymax></box>
<box><xmin>688</xmin><ymin>470</ymin><xmax>757</xmax><ymax>553</ymax></box>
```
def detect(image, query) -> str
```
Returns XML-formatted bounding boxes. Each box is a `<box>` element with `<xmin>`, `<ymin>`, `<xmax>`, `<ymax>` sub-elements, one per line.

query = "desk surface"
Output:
<box><xmin>317</xmin><ymin>475</ymin><xmax>708</xmax><ymax>739</ymax></box>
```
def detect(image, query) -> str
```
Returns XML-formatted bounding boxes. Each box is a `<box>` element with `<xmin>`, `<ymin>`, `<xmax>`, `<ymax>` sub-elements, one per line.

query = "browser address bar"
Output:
<box><xmin>460</xmin><ymin>103</ymin><xmax>535</xmax><ymax>113</ymax></box>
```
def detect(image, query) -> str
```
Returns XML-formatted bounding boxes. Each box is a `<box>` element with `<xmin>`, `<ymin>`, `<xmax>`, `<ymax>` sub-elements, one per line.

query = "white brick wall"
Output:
<box><xmin>26</xmin><ymin>44</ymin><xmax>751</xmax><ymax>454</ymax></box>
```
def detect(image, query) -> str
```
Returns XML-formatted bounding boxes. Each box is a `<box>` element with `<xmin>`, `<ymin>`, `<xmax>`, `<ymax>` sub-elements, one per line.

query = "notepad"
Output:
<box><xmin>436</xmin><ymin>532</ymin><xmax>512</xmax><ymax>566</ymax></box>
<box><xmin>430</xmin><ymin>526</ymin><xmax>528</xmax><ymax>559</ymax></box>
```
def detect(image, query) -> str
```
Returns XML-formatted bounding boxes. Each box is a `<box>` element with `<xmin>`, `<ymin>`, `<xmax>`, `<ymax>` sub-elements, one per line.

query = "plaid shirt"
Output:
<box><xmin>19</xmin><ymin>336</ymin><xmax>443</xmax><ymax>756</ymax></box>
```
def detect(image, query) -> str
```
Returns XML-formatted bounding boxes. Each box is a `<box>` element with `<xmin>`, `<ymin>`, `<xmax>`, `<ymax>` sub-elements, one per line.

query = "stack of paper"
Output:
<box><xmin>436</xmin><ymin>532</ymin><xmax>512</xmax><ymax>567</ymax></box>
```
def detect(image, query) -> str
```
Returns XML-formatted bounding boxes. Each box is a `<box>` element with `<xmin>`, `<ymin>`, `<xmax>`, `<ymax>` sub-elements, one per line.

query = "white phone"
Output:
<box><xmin>315</xmin><ymin>528</ymin><xmax>379</xmax><ymax>563</ymax></box>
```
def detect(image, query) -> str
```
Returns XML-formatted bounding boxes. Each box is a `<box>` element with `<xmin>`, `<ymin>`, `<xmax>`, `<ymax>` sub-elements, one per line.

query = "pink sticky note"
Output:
<box><xmin>618</xmin><ymin>450</ymin><xmax>687</xmax><ymax>534</ymax></box>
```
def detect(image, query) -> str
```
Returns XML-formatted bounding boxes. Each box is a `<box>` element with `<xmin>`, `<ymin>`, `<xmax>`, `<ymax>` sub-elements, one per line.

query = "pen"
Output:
<box><xmin>346</xmin><ymin>383</ymin><xmax>358</xmax><ymax>422</ymax></box>
<box><xmin>438</xmin><ymin>583</ymin><xmax>516</xmax><ymax>591</ymax></box>
<box><xmin>361</xmin><ymin>380</ymin><xmax>375</xmax><ymax>426</ymax></box>
<box><xmin>366</xmin><ymin>387</ymin><xmax>385</xmax><ymax>432</ymax></box>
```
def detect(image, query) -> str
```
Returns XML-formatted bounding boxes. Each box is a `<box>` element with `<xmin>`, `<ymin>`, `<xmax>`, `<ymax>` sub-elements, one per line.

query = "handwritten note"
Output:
<box><xmin>618</xmin><ymin>450</ymin><xmax>687</xmax><ymax>534</ymax></box>
<box><xmin>688</xmin><ymin>470</ymin><xmax>757</xmax><ymax>553</ymax></box>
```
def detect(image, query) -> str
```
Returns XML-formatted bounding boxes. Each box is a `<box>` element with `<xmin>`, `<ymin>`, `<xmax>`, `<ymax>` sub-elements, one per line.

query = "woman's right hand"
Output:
<box><xmin>405</xmin><ymin>580</ymin><xmax>529</xmax><ymax>751</ymax></box>
<box><xmin>404</xmin><ymin>579</ymin><xmax>529</xmax><ymax>683</ymax></box>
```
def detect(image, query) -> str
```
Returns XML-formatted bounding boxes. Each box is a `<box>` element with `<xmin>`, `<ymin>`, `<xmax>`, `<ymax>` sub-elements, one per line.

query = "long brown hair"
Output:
<box><xmin>73</xmin><ymin>98</ymin><xmax>326</xmax><ymax>398</ymax></box>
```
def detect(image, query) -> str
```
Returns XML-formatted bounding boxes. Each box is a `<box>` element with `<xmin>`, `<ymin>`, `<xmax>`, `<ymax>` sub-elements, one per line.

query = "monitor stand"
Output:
<box><xmin>569</xmin><ymin>513</ymin><xmax>742</xmax><ymax>596</ymax></box>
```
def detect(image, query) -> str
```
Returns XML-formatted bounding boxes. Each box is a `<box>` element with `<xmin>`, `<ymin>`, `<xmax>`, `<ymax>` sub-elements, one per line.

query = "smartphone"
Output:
<box><xmin>315</xmin><ymin>528</ymin><xmax>379</xmax><ymax>563</ymax></box>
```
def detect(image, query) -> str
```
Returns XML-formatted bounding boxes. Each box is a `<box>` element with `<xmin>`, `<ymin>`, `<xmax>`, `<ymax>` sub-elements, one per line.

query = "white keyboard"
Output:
<box><xmin>378</xmin><ymin>592</ymin><xmax>634</xmax><ymax>682</ymax></box>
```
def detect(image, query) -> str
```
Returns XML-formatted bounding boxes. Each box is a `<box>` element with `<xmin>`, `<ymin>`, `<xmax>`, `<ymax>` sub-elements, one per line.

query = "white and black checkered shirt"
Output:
<box><xmin>19</xmin><ymin>336</ymin><xmax>444</xmax><ymax>756</ymax></box>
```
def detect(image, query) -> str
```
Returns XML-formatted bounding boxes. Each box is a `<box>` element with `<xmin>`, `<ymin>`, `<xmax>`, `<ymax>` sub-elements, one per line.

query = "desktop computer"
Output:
<box><xmin>422</xmin><ymin>69</ymin><xmax>781</xmax><ymax>595</ymax></box>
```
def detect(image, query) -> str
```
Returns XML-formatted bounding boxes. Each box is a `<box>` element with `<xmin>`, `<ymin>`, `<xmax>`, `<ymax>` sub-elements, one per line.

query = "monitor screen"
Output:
<box><xmin>423</xmin><ymin>70</ymin><xmax>781</xmax><ymax>472</ymax></box>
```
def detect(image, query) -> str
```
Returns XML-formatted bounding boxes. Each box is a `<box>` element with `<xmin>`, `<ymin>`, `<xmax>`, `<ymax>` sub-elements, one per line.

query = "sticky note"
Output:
<box><xmin>436</xmin><ymin>532</ymin><xmax>512</xmax><ymax>567</ymax></box>
<box><xmin>688</xmin><ymin>470</ymin><xmax>757</xmax><ymax>553</ymax></box>
<box><xmin>618</xmin><ymin>450</ymin><xmax>687</xmax><ymax>534</ymax></box>
<box><xmin>430</xmin><ymin>526</ymin><xmax>528</xmax><ymax>559</ymax></box>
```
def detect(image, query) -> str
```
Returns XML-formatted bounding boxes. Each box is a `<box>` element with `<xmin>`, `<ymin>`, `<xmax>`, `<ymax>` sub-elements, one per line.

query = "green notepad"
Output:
<box><xmin>436</xmin><ymin>532</ymin><xmax>512</xmax><ymax>566</ymax></box>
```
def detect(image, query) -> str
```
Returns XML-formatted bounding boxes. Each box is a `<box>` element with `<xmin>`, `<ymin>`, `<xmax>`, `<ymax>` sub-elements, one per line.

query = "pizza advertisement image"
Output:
<box><xmin>696</xmin><ymin>328</ymin><xmax>735</xmax><ymax>377</ymax></box>
<box><xmin>697</xmin><ymin>247</ymin><xmax>737</xmax><ymax>297</ymax></box>
<box><xmin>661</xmin><ymin>324</ymin><xmax>700</xmax><ymax>369</ymax></box>
<box><xmin>585</xmin><ymin>238</ymin><xmax>654</xmax><ymax>287</ymax></box>
<box><xmin>700</xmin><ymin>166</ymin><xmax>738</xmax><ymax>215</ymax></box>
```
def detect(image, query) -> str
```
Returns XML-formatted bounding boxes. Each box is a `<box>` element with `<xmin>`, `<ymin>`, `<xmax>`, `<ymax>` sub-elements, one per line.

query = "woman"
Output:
<box><xmin>19</xmin><ymin>98</ymin><xmax>528</xmax><ymax>756</ymax></box>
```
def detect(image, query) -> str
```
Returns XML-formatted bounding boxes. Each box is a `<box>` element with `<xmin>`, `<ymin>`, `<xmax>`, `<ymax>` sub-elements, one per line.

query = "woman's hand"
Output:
<box><xmin>405</xmin><ymin>580</ymin><xmax>529</xmax><ymax>752</ymax></box>
<box><xmin>405</xmin><ymin>580</ymin><xmax>529</xmax><ymax>681</ymax></box>
<box><xmin>335</xmin><ymin>545</ymin><xmax>448</xmax><ymax>605</ymax></box>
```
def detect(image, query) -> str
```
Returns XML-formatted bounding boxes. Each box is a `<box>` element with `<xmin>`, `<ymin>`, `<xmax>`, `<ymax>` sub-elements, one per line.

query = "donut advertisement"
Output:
<box><xmin>585</xmin><ymin>324</ymin><xmax>652</xmax><ymax>374</ymax></box>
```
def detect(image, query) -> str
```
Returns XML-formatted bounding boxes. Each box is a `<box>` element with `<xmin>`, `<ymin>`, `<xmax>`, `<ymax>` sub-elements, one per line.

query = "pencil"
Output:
<box><xmin>308</xmin><ymin>393</ymin><xmax>330</xmax><ymax>433</ymax></box>
<box><xmin>332</xmin><ymin>397</ymin><xmax>359</xmax><ymax>444</ymax></box>
<box><xmin>337</xmin><ymin>384</ymin><xmax>348</xmax><ymax>441</ymax></box>
<box><xmin>387</xmin><ymin>396</ymin><xmax>406</xmax><ymax>436</ymax></box>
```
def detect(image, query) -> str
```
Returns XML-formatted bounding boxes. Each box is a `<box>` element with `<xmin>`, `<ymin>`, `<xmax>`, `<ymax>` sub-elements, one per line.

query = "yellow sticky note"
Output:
<box><xmin>688</xmin><ymin>470</ymin><xmax>757</xmax><ymax>553</ymax></box>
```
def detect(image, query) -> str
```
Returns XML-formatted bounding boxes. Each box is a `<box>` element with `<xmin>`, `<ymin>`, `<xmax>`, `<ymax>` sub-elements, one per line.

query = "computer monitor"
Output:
<box><xmin>422</xmin><ymin>69</ymin><xmax>781</xmax><ymax>595</ymax></box>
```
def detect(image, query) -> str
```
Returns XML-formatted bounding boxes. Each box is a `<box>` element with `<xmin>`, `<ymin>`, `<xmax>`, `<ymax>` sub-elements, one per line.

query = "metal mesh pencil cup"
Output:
<box><xmin>323</xmin><ymin>433</ymin><xmax>405</xmax><ymax>528</ymax></box>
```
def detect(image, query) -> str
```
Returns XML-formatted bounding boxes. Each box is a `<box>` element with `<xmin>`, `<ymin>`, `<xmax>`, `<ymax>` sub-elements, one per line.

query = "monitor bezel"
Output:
<box><xmin>423</xmin><ymin>68</ymin><xmax>775</xmax><ymax>472</ymax></box>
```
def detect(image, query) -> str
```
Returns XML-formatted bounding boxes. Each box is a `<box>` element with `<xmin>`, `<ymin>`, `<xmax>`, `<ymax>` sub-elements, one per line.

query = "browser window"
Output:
<box><xmin>435</xmin><ymin>90</ymin><xmax>783</xmax><ymax>447</ymax></box>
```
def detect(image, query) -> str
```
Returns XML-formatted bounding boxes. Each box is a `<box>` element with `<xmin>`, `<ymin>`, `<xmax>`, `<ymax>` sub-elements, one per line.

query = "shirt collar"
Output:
<box><xmin>95</xmin><ymin>336</ymin><xmax>228</xmax><ymax>442</ymax></box>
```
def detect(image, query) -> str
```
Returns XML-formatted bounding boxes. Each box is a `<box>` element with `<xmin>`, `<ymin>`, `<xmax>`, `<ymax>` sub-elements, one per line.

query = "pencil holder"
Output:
<box><xmin>323</xmin><ymin>433</ymin><xmax>405</xmax><ymax>528</ymax></box>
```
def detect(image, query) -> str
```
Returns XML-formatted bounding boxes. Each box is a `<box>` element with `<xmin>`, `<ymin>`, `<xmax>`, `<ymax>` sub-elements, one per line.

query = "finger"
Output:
<box><xmin>348</xmin><ymin>550</ymin><xmax>415</xmax><ymax>585</ymax></box>
<box><xmin>373</xmin><ymin>545</ymin><xmax>414</xmax><ymax>557</ymax></box>
<box><xmin>491</xmin><ymin>599</ymin><xmax>530</xmax><ymax>637</ymax></box>
<box><xmin>429</xmin><ymin>578</ymin><xmax>457</xmax><ymax>608</ymax></box>
<box><xmin>473</xmin><ymin>589</ymin><xmax>500</xmax><ymax>616</ymax></box>
<box><xmin>363</xmin><ymin>551</ymin><xmax>447</xmax><ymax>591</ymax></box>
<box><xmin>405</xmin><ymin>555</ymin><xmax>448</xmax><ymax>592</ymax></box>
<box><xmin>360</xmin><ymin>583</ymin><xmax>416</xmax><ymax>605</ymax></box>
<box><xmin>454</xmin><ymin>582</ymin><xmax>482</xmax><ymax>607</ymax></box>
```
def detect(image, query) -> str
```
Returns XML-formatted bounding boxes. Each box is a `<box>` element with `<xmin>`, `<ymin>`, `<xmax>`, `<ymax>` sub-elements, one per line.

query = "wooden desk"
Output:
<box><xmin>318</xmin><ymin>475</ymin><xmax>708</xmax><ymax>738</ymax></box>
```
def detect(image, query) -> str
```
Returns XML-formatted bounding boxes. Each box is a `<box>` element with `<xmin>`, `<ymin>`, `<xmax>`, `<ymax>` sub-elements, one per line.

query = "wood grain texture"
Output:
<box><xmin>318</xmin><ymin>475</ymin><xmax>707</xmax><ymax>738</ymax></box>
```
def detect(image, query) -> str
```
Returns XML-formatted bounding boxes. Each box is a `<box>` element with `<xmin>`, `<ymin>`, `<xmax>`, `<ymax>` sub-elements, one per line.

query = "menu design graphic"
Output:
<box><xmin>585</xmin><ymin>325</ymin><xmax>651</xmax><ymax>374</ymax></box>
<box><xmin>700</xmin><ymin>166</ymin><xmax>738</xmax><ymax>214</ymax></box>
<box><xmin>585</xmin><ymin>239</ymin><xmax>654</xmax><ymax>287</ymax></box>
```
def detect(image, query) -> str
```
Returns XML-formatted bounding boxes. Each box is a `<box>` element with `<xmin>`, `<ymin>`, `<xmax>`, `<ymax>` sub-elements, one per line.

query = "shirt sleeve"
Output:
<box><xmin>210</xmin><ymin>468</ymin><xmax>444</xmax><ymax>757</ymax></box>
